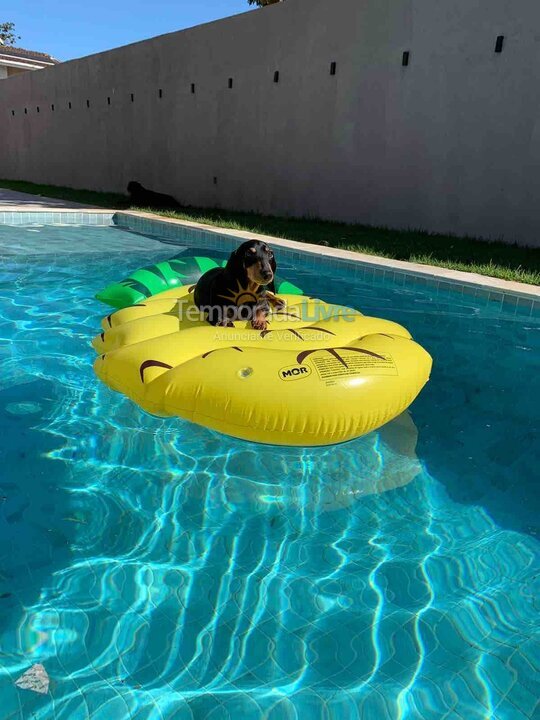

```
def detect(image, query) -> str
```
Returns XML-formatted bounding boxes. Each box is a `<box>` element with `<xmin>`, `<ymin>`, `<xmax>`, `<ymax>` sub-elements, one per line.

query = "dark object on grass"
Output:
<box><xmin>127</xmin><ymin>181</ymin><xmax>181</xmax><ymax>209</ymax></box>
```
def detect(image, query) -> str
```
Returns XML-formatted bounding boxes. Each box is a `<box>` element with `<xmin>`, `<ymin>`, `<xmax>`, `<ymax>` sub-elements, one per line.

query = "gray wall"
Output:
<box><xmin>1</xmin><ymin>0</ymin><xmax>540</xmax><ymax>246</ymax></box>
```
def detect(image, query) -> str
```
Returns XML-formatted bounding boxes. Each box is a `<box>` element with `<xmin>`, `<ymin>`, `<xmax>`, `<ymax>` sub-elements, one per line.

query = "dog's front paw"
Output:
<box><xmin>251</xmin><ymin>317</ymin><xmax>268</xmax><ymax>331</ymax></box>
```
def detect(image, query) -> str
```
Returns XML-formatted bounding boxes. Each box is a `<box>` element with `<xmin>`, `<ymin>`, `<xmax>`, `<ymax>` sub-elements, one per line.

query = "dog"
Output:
<box><xmin>194</xmin><ymin>240</ymin><xmax>285</xmax><ymax>330</ymax></box>
<box><xmin>127</xmin><ymin>181</ymin><xmax>181</xmax><ymax>209</ymax></box>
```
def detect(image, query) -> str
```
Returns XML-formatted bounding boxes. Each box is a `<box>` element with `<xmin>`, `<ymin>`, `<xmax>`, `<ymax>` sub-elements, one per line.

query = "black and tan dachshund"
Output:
<box><xmin>194</xmin><ymin>240</ymin><xmax>285</xmax><ymax>330</ymax></box>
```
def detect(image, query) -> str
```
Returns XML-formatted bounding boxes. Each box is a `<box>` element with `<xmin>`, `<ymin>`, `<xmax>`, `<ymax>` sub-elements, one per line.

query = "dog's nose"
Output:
<box><xmin>262</xmin><ymin>270</ymin><xmax>273</xmax><ymax>281</ymax></box>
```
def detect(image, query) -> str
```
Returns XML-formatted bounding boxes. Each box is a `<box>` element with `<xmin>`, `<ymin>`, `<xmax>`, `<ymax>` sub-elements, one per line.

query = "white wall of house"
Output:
<box><xmin>1</xmin><ymin>0</ymin><xmax>539</xmax><ymax>246</ymax></box>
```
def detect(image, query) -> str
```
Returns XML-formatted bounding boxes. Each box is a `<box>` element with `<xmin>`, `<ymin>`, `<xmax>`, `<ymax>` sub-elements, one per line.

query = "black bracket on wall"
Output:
<box><xmin>191</xmin><ymin>84</ymin><xmax>195</xmax><ymax>94</ymax></box>
<box><xmin>274</xmin><ymin>71</ymin><xmax>280</xmax><ymax>83</ymax></box>
<box><xmin>495</xmin><ymin>36</ymin><xmax>504</xmax><ymax>53</ymax></box>
<box><xmin>330</xmin><ymin>62</ymin><xmax>337</xmax><ymax>76</ymax></box>
<box><xmin>402</xmin><ymin>51</ymin><xmax>410</xmax><ymax>67</ymax></box>
<box><xmin>228</xmin><ymin>78</ymin><xmax>233</xmax><ymax>89</ymax></box>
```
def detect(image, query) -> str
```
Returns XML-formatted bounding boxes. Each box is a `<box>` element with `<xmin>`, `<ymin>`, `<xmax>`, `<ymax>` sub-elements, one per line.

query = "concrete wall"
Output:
<box><xmin>1</xmin><ymin>0</ymin><xmax>540</xmax><ymax>246</ymax></box>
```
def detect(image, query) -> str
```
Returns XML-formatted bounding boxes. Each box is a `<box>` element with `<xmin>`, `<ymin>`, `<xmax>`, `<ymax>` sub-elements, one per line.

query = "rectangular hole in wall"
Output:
<box><xmin>36</xmin><ymin>106</ymin><xmax>40</xmax><ymax>113</ymax></box>
<box><xmin>68</xmin><ymin>101</ymin><xmax>72</xmax><ymax>109</ymax></box>
<box><xmin>495</xmin><ymin>35</ymin><xmax>504</xmax><ymax>53</ymax></box>
<box><xmin>51</xmin><ymin>104</ymin><xmax>55</xmax><ymax>111</ymax></box>
<box><xmin>159</xmin><ymin>88</ymin><xmax>163</xmax><ymax>98</ymax></box>
<box><xmin>24</xmin><ymin>108</ymin><xmax>27</xmax><ymax>114</ymax></box>
<box><xmin>11</xmin><ymin>110</ymin><xmax>15</xmax><ymax>116</ymax></box>
<box><xmin>274</xmin><ymin>70</ymin><xmax>279</xmax><ymax>83</ymax></box>
<box><xmin>130</xmin><ymin>93</ymin><xmax>134</xmax><ymax>102</ymax></box>
<box><xmin>330</xmin><ymin>61</ymin><xmax>337</xmax><ymax>76</ymax></box>
<box><xmin>86</xmin><ymin>99</ymin><xmax>90</xmax><ymax>108</ymax></box>
<box><xmin>402</xmin><ymin>51</ymin><xmax>410</xmax><ymax>67</ymax></box>
<box><xmin>107</xmin><ymin>97</ymin><xmax>111</xmax><ymax>105</ymax></box>
<box><xmin>228</xmin><ymin>78</ymin><xmax>233</xmax><ymax>89</ymax></box>
<box><xmin>191</xmin><ymin>83</ymin><xmax>195</xmax><ymax>94</ymax></box>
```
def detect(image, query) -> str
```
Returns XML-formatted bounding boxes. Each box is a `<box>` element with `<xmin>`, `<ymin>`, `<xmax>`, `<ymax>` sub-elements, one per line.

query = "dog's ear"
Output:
<box><xmin>226</xmin><ymin>247</ymin><xmax>247</xmax><ymax>282</ymax></box>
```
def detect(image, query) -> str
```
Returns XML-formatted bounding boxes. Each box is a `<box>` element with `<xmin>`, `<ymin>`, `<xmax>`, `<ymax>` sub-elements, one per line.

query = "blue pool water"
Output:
<box><xmin>0</xmin><ymin>223</ymin><xmax>538</xmax><ymax>720</ymax></box>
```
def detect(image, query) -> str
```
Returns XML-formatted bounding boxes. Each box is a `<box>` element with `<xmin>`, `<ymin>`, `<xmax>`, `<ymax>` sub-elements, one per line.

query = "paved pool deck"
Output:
<box><xmin>0</xmin><ymin>188</ymin><xmax>109</xmax><ymax>211</ymax></box>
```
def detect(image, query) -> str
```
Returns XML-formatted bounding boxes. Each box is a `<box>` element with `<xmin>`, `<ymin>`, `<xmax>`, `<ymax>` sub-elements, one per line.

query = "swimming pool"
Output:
<box><xmin>1</xmin><ymin>218</ymin><xmax>538</xmax><ymax>719</ymax></box>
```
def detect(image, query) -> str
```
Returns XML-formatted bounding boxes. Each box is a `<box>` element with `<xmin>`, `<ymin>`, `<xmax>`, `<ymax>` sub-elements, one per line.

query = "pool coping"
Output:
<box><xmin>113</xmin><ymin>210</ymin><xmax>540</xmax><ymax>301</ymax></box>
<box><xmin>1</xmin><ymin>208</ymin><xmax>538</xmax><ymax>312</ymax></box>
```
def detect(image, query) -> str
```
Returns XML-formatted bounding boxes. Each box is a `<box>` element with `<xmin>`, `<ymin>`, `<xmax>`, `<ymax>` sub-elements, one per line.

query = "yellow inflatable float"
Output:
<box><xmin>93</xmin><ymin>286</ymin><xmax>432</xmax><ymax>446</ymax></box>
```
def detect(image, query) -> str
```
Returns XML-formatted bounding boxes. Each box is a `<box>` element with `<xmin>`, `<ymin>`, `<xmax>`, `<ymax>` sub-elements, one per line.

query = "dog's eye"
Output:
<box><xmin>268</xmin><ymin>251</ymin><xmax>274</xmax><ymax>258</ymax></box>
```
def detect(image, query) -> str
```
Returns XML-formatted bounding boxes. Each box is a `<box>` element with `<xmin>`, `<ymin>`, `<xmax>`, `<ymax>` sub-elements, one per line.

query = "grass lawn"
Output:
<box><xmin>2</xmin><ymin>178</ymin><xmax>539</xmax><ymax>286</ymax></box>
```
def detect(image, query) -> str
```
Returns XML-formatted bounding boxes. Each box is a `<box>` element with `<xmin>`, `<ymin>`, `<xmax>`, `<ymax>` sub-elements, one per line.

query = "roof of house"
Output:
<box><xmin>0</xmin><ymin>46</ymin><xmax>60</xmax><ymax>65</ymax></box>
